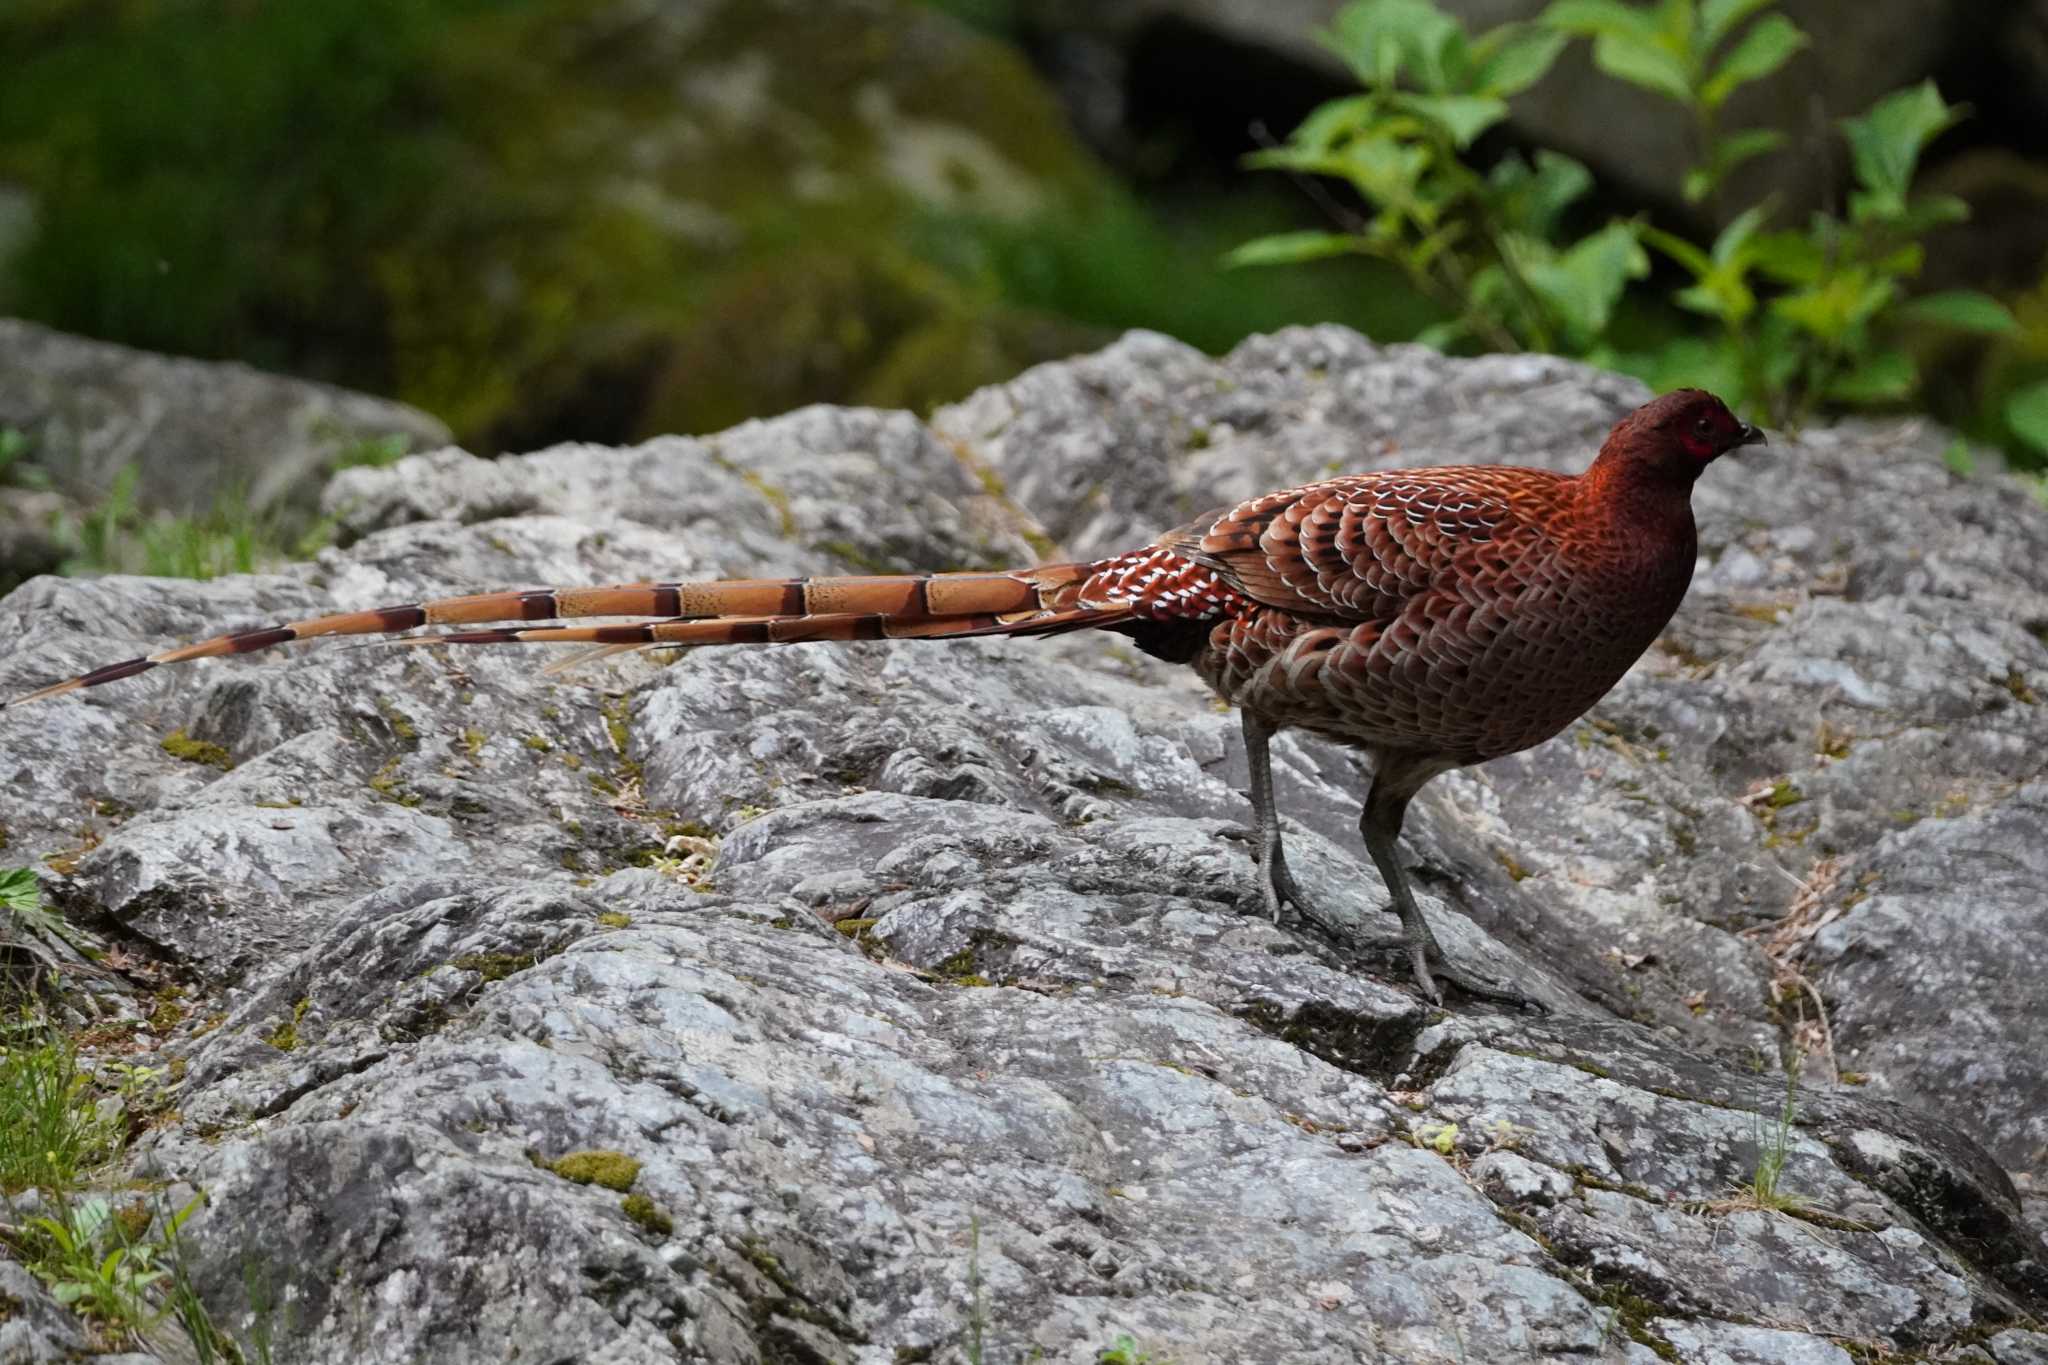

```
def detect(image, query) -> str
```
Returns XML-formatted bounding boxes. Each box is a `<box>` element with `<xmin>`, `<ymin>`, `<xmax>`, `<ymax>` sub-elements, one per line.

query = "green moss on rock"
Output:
<box><xmin>451</xmin><ymin>952</ymin><xmax>536</xmax><ymax>982</ymax></box>
<box><xmin>263</xmin><ymin>998</ymin><xmax>311</xmax><ymax>1052</ymax></box>
<box><xmin>621</xmin><ymin>1191</ymin><xmax>672</xmax><ymax>1236</ymax></box>
<box><xmin>549</xmin><ymin>1149</ymin><xmax>640</xmax><ymax>1191</ymax></box>
<box><xmin>160</xmin><ymin>729</ymin><xmax>233</xmax><ymax>771</ymax></box>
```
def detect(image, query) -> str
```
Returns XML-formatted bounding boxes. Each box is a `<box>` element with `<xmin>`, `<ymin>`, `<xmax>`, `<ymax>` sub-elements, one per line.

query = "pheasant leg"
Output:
<box><xmin>1359</xmin><ymin>778</ymin><xmax>1539</xmax><ymax>1010</ymax></box>
<box><xmin>1239</xmin><ymin>710</ymin><xmax>1343</xmax><ymax>930</ymax></box>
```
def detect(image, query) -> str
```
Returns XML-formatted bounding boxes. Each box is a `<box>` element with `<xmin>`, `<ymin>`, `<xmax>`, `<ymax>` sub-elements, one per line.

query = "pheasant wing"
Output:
<box><xmin>1155</xmin><ymin>469</ymin><xmax>1548</xmax><ymax>621</ymax></box>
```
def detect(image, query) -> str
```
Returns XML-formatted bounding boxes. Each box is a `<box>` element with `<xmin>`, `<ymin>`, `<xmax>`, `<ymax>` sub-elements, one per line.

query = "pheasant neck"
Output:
<box><xmin>1571</xmin><ymin>449</ymin><xmax>1699</xmax><ymax>566</ymax></box>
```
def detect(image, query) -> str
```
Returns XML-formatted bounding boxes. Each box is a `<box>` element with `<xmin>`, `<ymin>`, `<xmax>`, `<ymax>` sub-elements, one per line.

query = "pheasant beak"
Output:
<box><xmin>1737</xmin><ymin>422</ymin><xmax>1767</xmax><ymax>448</ymax></box>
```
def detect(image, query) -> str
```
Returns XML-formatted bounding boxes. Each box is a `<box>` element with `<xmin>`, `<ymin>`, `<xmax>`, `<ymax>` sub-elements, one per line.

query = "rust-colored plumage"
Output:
<box><xmin>5</xmin><ymin>389</ymin><xmax>1763</xmax><ymax>1005</ymax></box>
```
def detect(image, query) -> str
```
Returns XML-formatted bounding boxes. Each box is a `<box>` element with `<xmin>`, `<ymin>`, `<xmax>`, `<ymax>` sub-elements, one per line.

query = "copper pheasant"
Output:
<box><xmin>5</xmin><ymin>389</ymin><xmax>1763</xmax><ymax>1005</ymax></box>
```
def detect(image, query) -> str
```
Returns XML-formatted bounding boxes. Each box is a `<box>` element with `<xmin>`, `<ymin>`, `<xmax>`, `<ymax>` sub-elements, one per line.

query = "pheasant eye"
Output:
<box><xmin>1693</xmin><ymin>416</ymin><xmax>1713</xmax><ymax>436</ymax></box>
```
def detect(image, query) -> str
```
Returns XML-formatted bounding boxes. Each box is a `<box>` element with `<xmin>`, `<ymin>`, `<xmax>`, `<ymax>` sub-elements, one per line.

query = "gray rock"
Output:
<box><xmin>1991</xmin><ymin>1328</ymin><xmax>2048</xmax><ymax>1364</ymax></box>
<box><xmin>2</xmin><ymin>327</ymin><xmax>2044</xmax><ymax>1362</ymax></box>
<box><xmin>0</xmin><ymin>1258</ymin><xmax>94</xmax><ymax>1362</ymax></box>
<box><xmin>0</xmin><ymin>315</ymin><xmax>449</xmax><ymax>518</ymax></box>
<box><xmin>0</xmin><ymin>484</ymin><xmax>64</xmax><ymax>587</ymax></box>
<box><xmin>1655</xmin><ymin>1318</ymin><xmax>1855</xmax><ymax>1365</ymax></box>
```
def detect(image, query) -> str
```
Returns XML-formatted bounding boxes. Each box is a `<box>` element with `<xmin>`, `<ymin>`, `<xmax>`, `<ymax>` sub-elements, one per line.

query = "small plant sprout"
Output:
<box><xmin>0</xmin><ymin>1029</ymin><xmax>123</xmax><ymax>1195</ymax></box>
<box><xmin>1099</xmin><ymin>1332</ymin><xmax>1172</xmax><ymax>1365</ymax></box>
<box><xmin>1735</xmin><ymin>1062</ymin><xmax>1805</xmax><ymax>1212</ymax></box>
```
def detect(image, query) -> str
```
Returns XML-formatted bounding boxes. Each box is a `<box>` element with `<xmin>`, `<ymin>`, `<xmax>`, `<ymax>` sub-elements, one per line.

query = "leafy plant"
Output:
<box><xmin>49</xmin><ymin>464</ymin><xmax>329</xmax><ymax>581</ymax></box>
<box><xmin>28</xmin><ymin>1195</ymin><xmax>172</xmax><ymax>1322</ymax></box>
<box><xmin>0</xmin><ymin>1027</ymin><xmax>122</xmax><ymax>1195</ymax></box>
<box><xmin>2004</xmin><ymin>378</ymin><xmax>2048</xmax><ymax>465</ymax></box>
<box><xmin>0</xmin><ymin>866</ymin><xmax>78</xmax><ymax>996</ymax></box>
<box><xmin>20</xmin><ymin>1191</ymin><xmax>229</xmax><ymax>1351</ymax></box>
<box><xmin>2</xmin><ymin>865</ymin><xmax>65</xmax><ymax>942</ymax></box>
<box><xmin>1099</xmin><ymin>1334</ymin><xmax>1170</xmax><ymax>1365</ymax></box>
<box><xmin>1638</xmin><ymin>81</ymin><xmax>2017</xmax><ymax>422</ymax></box>
<box><xmin>1735</xmin><ymin>1068</ymin><xmax>1805</xmax><ymax>1212</ymax></box>
<box><xmin>1227</xmin><ymin>0</ymin><xmax>1632</xmax><ymax>356</ymax></box>
<box><xmin>1542</xmin><ymin>0</ymin><xmax>1807</xmax><ymax>208</ymax></box>
<box><xmin>1235</xmin><ymin>0</ymin><xmax>2018</xmax><ymax>429</ymax></box>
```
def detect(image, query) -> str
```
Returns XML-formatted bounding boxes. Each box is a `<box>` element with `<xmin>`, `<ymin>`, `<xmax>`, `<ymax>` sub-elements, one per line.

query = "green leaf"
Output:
<box><xmin>1247</xmin><ymin>128</ymin><xmax>1435</xmax><ymax>217</ymax></box>
<box><xmin>1856</xmin><ymin>191</ymin><xmax>1970</xmax><ymax>232</ymax></box>
<box><xmin>1771</xmin><ymin>270</ymin><xmax>1895</xmax><ymax>344</ymax></box>
<box><xmin>0</xmin><ymin>866</ymin><xmax>39</xmax><ymax>917</ymax></box>
<box><xmin>1267</xmin><ymin>95</ymin><xmax>1379</xmax><ymax>156</ymax></box>
<box><xmin>1471</xmin><ymin>26</ymin><xmax>1568</xmax><ymax>96</ymax></box>
<box><xmin>1223</xmin><ymin>232</ymin><xmax>1367</xmax><ymax>269</ymax></box>
<box><xmin>1523</xmin><ymin>222</ymin><xmax>1650</xmax><ymax>344</ymax></box>
<box><xmin>1825</xmin><ymin>349</ymin><xmax>1916</xmax><ymax>403</ymax></box>
<box><xmin>1746</xmin><ymin>229</ymin><xmax>1822</xmax><ymax>284</ymax></box>
<box><xmin>1397</xmin><ymin>93</ymin><xmax>1510</xmax><ymax>147</ymax></box>
<box><xmin>1637</xmin><ymin>223</ymin><xmax>1711</xmax><ymax>275</ymax></box>
<box><xmin>1701</xmin><ymin>14</ymin><xmax>1806</xmax><ymax>108</ymax></box>
<box><xmin>2006</xmin><ymin>381</ymin><xmax>2048</xmax><ymax>457</ymax></box>
<box><xmin>1324</xmin><ymin>0</ymin><xmax>1468</xmax><ymax>90</ymax></box>
<box><xmin>1683</xmin><ymin>127</ymin><xmax>1786</xmax><ymax>201</ymax></box>
<box><xmin>1699</xmin><ymin>0</ymin><xmax>1775</xmax><ymax>47</ymax></box>
<box><xmin>1488</xmin><ymin>149</ymin><xmax>1594</xmax><ymax>236</ymax></box>
<box><xmin>1659</xmin><ymin>0</ymin><xmax>1698</xmax><ymax>47</ymax></box>
<box><xmin>1590</xmin><ymin>31</ymin><xmax>1693</xmax><ymax>102</ymax></box>
<box><xmin>1711</xmin><ymin>201</ymin><xmax>1773</xmax><ymax>263</ymax></box>
<box><xmin>1941</xmin><ymin>436</ymin><xmax>1975</xmax><ymax>477</ymax></box>
<box><xmin>1892</xmin><ymin>290</ymin><xmax>2019</xmax><ymax>334</ymax></box>
<box><xmin>1542</xmin><ymin>0</ymin><xmax>1661</xmax><ymax>42</ymax></box>
<box><xmin>1413</xmin><ymin>320</ymin><xmax>1469</xmax><ymax>351</ymax></box>
<box><xmin>1841</xmin><ymin>80</ymin><xmax>1964</xmax><ymax>206</ymax></box>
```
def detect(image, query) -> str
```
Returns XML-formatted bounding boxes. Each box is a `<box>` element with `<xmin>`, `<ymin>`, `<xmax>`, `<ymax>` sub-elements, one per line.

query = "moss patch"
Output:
<box><xmin>451</xmin><ymin>952</ymin><xmax>537</xmax><ymax>983</ymax></box>
<box><xmin>934</xmin><ymin>946</ymin><xmax>992</xmax><ymax>987</ymax></box>
<box><xmin>549</xmin><ymin>1149</ymin><xmax>640</xmax><ymax>1191</ymax></box>
<box><xmin>159</xmin><ymin>729</ymin><xmax>233</xmax><ymax>771</ymax></box>
<box><xmin>375</xmin><ymin>696</ymin><xmax>418</xmax><ymax>744</ymax></box>
<box><xmin>367</xmin><ymin>756</ymin><xmax>420</xmax><ymax>807</ymax></box>
<box><xmin>263</xmin><ymin>997</ymin><xmax>311</xmax><ymax>1052</ymax></box>
<box><xmin>621</xmin><ymin>1191</ymin><xmax>672</xmax><ymax>1236</ymax></box>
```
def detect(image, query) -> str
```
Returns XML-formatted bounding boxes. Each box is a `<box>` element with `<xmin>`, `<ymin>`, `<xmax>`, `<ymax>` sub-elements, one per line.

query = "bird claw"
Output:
<box><xmin>1396</xmin><ymin>922</ymin><xmax>1545</xmax><ymax>1012</ymax></box>
<box><xmin>1413</xmin><ymin>954</ymin><xmax>1545</xmax><ymax>1012</ymax></box>
<box><xmin>1244</xmin><ymin>839</ymin><xmax>1343</xmax><ymax>933</ymax></box>
<box><xmin>1227</xmin><ymin>814</ymin><xmax>1544</xmax><ymax>1011</ymax></box>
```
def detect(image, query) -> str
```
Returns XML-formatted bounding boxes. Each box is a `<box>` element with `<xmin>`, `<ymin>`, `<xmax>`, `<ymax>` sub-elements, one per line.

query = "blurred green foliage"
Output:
<box><xmin>0</xmin><ymin>0</ymin><xmax>1432</xmax><ymax>461</ymax></box>
<box><xmin>5</xmin><ymin>0</ymin><xmax>2037</xmax><ymax>489</ymax></box>
<box><xmin>1544</xmin><ymin>0</ymin><xmax>1805</xmax><ymax>209</ymax></box>
<box><xmin>0</xmin><ymin>0</ymin><xmax>482</xmax><ymax>379</ymax></box>
<box><xmin>1236</xmin><ymin>0</ymin><xmax>2048</xmax><ymax>462</ymax></box>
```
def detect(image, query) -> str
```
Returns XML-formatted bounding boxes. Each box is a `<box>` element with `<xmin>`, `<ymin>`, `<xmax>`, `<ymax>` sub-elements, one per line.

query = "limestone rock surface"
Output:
<box><xmin>0</xmin><ymin>317</ymin><xmax>449</xmax><ymax>521</ymax></box>
<box><xmin>1</xmin><ymin>328</ymin><xmax>2044</xmax><ymax>1362</ymax></box>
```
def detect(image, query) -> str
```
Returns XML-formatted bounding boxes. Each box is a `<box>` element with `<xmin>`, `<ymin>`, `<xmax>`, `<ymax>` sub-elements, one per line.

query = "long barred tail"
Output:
<box><xmin>2</xmin><ymin>565</ymin><xmax>1152</xmax><ymax>708</ymax></box>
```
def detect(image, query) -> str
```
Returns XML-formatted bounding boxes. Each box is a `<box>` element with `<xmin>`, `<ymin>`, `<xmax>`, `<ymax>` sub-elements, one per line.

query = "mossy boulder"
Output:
<box><xmin>0</xmin><ymin>0</ymin><xmax>1112</xmax><ymax>450</ymax></box>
